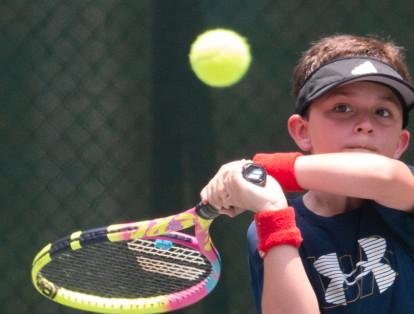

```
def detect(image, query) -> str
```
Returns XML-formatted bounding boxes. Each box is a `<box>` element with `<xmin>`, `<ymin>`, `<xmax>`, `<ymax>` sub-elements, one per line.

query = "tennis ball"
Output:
<box><xmin>189</xmin><ymin>28</ymin><xmax>251</xmax><ymax>87</ymax></box>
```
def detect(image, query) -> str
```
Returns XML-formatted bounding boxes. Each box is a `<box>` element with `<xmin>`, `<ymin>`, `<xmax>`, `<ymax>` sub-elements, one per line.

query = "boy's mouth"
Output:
<box><xmin>343</xmin><ymin>145</ymin><xmax>377</xmax><ymax>153</ymax></box>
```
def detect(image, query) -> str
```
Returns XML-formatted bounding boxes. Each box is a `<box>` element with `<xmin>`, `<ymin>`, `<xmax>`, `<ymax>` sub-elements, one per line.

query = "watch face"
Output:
<box><xmin>242</xmin><ymin>163</ymin><xmax>266</xmax><ymax>186</ymax></box>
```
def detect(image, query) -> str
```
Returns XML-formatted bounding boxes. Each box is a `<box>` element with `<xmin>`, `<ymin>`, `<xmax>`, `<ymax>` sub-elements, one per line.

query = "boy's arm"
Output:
<box><xmin>262</xmin><ymin>245</ymin><xmax>319</xmax><ymax>314</ymax></box>
<box><xmin>295</xmin><ymin>153</ymin><xmax>414</xmax><ymax>211</ymax></box>
<box><xmin>201</xmin><ymin>160</ymin><xmax>320</xmax><ymax>313</ymax></box>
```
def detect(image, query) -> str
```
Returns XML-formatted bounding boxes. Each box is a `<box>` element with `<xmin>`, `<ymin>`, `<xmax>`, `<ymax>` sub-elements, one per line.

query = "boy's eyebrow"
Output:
<box><xmin>329</xmin><ymin>89</ymin><xmax>401</xmax><ymax>104</ymax></box>
<box><xmin>379</xmin><ymin>95</ymin><xmax>401</xmax><ymax>104</ymax></box>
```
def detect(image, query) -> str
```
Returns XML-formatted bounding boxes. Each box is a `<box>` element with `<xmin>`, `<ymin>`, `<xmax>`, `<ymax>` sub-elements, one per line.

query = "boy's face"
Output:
<box><xmin>289</xmin><ymin>81</ymin><xmax>410</xmax><ymax>158</ymax></box>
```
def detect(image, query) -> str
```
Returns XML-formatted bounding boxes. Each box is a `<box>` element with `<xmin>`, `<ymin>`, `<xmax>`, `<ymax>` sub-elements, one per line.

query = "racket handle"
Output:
<box><xmin>196</xmin><ymin>203</ymin><xmax>221</xmax><ymax>220</ymax></box>
<box><xmin>196</xmin><ymin>163</ymin><xmax>267</xmax><ymax>219</ymax></box>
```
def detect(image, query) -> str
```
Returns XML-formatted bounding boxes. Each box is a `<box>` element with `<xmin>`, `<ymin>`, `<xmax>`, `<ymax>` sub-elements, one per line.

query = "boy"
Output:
<box><xmin>200</xmin><ymin>34</ymin><xmax>414</xmax><ymax>313</ymax></box>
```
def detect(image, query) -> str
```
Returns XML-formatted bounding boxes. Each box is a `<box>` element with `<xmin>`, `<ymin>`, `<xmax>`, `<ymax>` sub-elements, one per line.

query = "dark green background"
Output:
<box><xmin>2</xmin><ymin>1</ymin><xmax>414</xmax><ymax>313</ymax></box>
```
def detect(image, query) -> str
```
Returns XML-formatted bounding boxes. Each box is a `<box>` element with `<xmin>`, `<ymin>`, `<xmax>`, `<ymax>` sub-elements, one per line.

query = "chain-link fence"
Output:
<box><xmin>2</xmin><ymin>1</ymin><xmax>414</xmax><ymax>313</ymax></box>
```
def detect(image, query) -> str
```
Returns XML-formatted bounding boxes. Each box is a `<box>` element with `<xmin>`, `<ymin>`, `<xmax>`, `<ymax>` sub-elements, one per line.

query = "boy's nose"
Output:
<box><xmin>354</xmin><ymin>117</ymin><xmax>374</xmax><ymax>134</ymax></box>
<box><xmin>355</xmin><ymin>126</ymin><xmax>373</xmax><ymax>134</ymax></box>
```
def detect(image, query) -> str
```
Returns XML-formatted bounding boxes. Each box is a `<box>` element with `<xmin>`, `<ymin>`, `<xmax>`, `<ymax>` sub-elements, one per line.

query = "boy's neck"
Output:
<box><xmin>303</xmin><ymin>191</ymin><xmax>364</xmax><ymax>217</ymax></box>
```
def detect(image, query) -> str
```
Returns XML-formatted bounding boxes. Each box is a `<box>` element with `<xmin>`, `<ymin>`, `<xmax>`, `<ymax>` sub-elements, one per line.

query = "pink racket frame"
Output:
<box><xmin>32</xmin><ymin>207</ymin><xmax>221</xmax><ymax>314</ymax></box>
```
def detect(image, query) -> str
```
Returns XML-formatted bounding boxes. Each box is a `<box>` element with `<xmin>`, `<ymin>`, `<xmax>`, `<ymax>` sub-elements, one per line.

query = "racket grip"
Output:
<box><xmin>196</xmin><ymin>203</ymin><xmax>220</xmax><ymax>220</ymax></box>
<box><xmin>196</xmin><ymin>163</ymin><xmax>267</xmax><ymax>220</ymax></box>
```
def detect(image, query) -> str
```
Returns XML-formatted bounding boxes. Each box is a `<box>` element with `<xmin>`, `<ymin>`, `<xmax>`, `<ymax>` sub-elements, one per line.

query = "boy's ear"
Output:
<box><xmin>393</xmin><ymin>129</ymin><xmax>410</xmax><ymax>159</ymax></box>
<box><xmin>287</xmin><ymin>114</ymin><xmax>312</xmax><ymax>152</ymax></box>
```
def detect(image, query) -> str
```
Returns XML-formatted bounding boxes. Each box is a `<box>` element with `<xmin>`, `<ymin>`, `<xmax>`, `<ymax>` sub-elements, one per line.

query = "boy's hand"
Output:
<box><xmin>200</xmin><ymin>160</ymin><xmax>288</xmax><ymax>217</ymax></box>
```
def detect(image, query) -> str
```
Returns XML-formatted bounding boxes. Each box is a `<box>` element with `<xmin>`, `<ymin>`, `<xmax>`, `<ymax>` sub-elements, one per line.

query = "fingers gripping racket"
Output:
<box><xmin>31</xmin><ymin>164</ymin><xmax>266</xmax><ymax>314</ymax></box>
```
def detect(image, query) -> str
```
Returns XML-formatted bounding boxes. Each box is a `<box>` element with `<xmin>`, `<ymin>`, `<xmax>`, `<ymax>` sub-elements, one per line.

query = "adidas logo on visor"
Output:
<box><xmin>351</xmin><ymin>61</ymin><xmax>378</xmax><ymax>75</ymax></box>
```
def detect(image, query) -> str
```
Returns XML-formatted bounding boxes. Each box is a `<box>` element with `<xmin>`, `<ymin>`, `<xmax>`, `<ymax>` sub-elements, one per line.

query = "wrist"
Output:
<box><xmin>255</xmin><ymin>200</ymin><xmax>288</xmax><ymax>212</ymax></box>
<box><xmin>255</xmin><ymin>207</ymin><xmax>303</xmax><ymax>258</ymax></box>
<box><xmin>253</xmin><ymin>152</ymin><xmax>304</xmax><ymax>192</ymax></box>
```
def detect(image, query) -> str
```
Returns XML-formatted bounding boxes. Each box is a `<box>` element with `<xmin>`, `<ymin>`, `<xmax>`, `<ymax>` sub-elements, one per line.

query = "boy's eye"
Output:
<box><xmin>376</xmin><ymin>108</ymin><xmax>392</xmax><ymax>118</ymax></box>
<box><xmin>333</xmin><ymin>104</ymin><xmax>351</xmax><ymax>113</ymax></box>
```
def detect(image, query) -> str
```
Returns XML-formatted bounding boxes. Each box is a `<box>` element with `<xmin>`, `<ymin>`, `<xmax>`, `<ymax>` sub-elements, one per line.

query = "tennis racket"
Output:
<box><xmin>31</xmin><ymin>163</ymin><xmax>266</xmax><ymax>314</ymax></box>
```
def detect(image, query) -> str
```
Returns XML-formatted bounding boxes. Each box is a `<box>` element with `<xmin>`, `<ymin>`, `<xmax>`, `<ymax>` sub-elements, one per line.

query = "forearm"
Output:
<box><xmin>262</xmin><ymin>246</ymin><xmax>319</xmax><ymax>314</ymax></box>
<box><xmin>255</xmin><ymin>207</ymin><xmax>319</xmax><ymax>313</ymax></box>
<box><xmin>295</xmin><ymin>153</ymin><xmax>414</xmax><ymax>211</ymax></box>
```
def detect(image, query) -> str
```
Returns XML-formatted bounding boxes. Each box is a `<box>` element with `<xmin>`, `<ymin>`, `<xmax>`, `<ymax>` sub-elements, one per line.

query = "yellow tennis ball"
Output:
<box><xmin>189</xmin><ymin>28</ymin><xmax>251</xmax><ymax>87</ymax></box>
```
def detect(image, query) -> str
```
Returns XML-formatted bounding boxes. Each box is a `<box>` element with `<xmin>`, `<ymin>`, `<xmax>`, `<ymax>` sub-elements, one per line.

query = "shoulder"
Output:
<box><xmin>371</xmin><ymin>190</ymin><xmax>414</xmax><ymax>254</ymax></box>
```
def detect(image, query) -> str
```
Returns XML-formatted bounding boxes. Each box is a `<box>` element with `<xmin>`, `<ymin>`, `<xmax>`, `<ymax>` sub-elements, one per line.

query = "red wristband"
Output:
<box><xmin>255</xmin><ymin>207</ymin><xmax>302</xmax><ymax>257</ymax></box>
<box><xmin>253</xmin><ymin>152</ymin><xmax>304</xmax><ymax>192</ymax></box>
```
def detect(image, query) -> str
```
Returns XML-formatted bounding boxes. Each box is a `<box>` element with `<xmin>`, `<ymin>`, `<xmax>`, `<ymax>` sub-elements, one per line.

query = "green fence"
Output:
<box><xmin>2</xmin><ymin>1</ymin><xmax>414</xmax><ymax>313</ymax></box>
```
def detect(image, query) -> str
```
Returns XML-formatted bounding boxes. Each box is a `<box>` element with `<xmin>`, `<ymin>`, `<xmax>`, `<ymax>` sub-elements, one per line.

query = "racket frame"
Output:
<box><xmin>31</xmin><ymin>206</ymin><xmax>220</xmax><ymax>314</ymax></box>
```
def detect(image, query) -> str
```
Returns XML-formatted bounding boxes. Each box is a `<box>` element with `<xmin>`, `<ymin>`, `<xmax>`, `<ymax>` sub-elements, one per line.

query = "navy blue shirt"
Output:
<box><xmin>247</xmin><ymin>165</ymin><xmax>414</xmax><ymax>313</ymax></box>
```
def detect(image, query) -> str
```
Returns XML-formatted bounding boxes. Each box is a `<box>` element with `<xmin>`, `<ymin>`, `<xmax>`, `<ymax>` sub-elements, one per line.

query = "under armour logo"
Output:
<box><xmin>351</xmin><ymin>61</ymin><xmax>378</xmax><ymax>75</ymax></box>
<box><xmin>313</xmin><ymin>236</ymin><xmax>396</xmax><ymax>306</ymax></box>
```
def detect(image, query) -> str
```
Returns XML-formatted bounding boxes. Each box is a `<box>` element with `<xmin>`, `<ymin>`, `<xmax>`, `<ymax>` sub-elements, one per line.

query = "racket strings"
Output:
<box><xmin>128</xmin><ymin>239</ymin><xmax>209</xmax><ymax>281</ymax></box>
<box><xmin>40</xmin><ymin>239</ymin><xmax>213</xmax><ymax>298</ymax></box>
<box><xmin>128</xmin><ymin>238</ymin><xmax>207</xmax><ymax>265</ymax></box>
<box><xmin>135</xmin><ymin>256</ymin><xmax>205</xmax><ymax>281</ymax></box>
